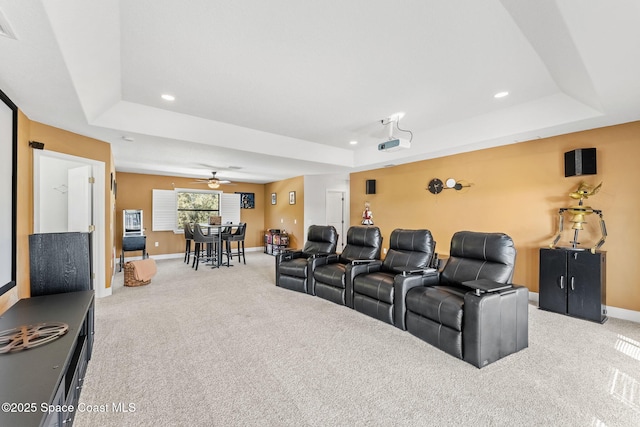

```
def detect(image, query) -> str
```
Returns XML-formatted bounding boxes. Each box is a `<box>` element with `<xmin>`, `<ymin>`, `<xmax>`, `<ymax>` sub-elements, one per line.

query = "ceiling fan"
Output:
<box><xmin>193</xmin><ymin>171</ymin><xmax>232</xmax><ymax>189</ymax></box>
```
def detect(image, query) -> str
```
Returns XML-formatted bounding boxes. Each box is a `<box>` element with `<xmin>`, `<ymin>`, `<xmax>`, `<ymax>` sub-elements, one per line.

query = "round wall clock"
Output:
<box><xmin>427</xmin><ymin>178</ymin><xmax>444</xmax><ymax>194</ymax></box>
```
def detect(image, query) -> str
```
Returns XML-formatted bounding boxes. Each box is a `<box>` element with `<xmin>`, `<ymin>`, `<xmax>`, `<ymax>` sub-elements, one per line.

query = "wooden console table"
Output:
<box><xmin>0</xmin><ymin>291</ymin><xmax>94</xmax><ymax>427</ymax></box>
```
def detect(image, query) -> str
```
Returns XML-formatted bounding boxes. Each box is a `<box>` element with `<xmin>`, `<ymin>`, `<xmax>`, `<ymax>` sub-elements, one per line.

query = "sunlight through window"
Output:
<box><xmin>615</xmin><ymin>335</ymin><xmax>640</xmax><ymax>361</ymax></box>
<box><xmin>608</xmin><ymin>367</ymin><xmax>639</xmax><ymax>411</ymax></box>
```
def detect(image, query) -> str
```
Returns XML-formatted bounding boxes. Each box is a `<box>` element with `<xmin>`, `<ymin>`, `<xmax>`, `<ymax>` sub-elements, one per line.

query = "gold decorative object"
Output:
<box><xmin>0</xmin><ymin>322</ymin><xmax>69</xmax><ymax>354</ymax></box>
<box><xmin>549</xmin><ymin>182</ymin><xmax>607</xmax><ymax>253</ymax></box>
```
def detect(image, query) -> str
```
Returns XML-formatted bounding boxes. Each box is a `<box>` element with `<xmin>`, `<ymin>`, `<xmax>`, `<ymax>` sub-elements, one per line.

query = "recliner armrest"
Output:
<box><xmin>344</xmin><ymin>260</ymin><xmax>383</xmax><ymax>308</ymax></box>
<box><xmin>348</xmin><ymin>259</ymin><xmax>383</xmax><ymax>276</ymax></box>
<box><xmin>393</xmin><ymin>267</ymin><xmax>438</xmax><ymax>277</ymax></box>
<box><xmin>325</xmin><ymin>254</ymin><xmax>339</xmax><ymax>263</ymax></box>
<box><xmin>462</xmin><ymin>285</ymin><xmax>529</xmax><ymax>368</ymax></box>
<box><xmin>462</xmin><ymin>279</ymin><xmax>513</xmax><ymax>296</ymax></box>
<box><xmin>310</xmin><ymin>252</ymin><xmax>332</xmax><ymax>259</ymax></box>
<box><xmin>350</xmin><ymin>259</ymin><xmax>378</xmax><ymax>265</ymax></box>
<box><xmin>277</xmin><ymin>250</ymin><xmax>304</xmax><ymax>263</ymax></box>
<box><xmin>313</xmin><ymin>254</ymin><xmax>339</xmax><ymax>269</ymax></box>
<box><xmin>393</xmin><ymin>272</ymin><xmax>439</xmax><ymax>330</ymax></box>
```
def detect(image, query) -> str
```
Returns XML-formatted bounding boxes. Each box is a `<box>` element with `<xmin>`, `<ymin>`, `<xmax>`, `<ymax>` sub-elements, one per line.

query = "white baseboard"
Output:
<box><xmin>603</xmin><ymin>306</ymin><xmax>640</xmax><ymax>323</ymax></box>
<box><xmin>528</xmin><ymin>291</ymin><xmax>640</xmax><ymax>324</ymax></box>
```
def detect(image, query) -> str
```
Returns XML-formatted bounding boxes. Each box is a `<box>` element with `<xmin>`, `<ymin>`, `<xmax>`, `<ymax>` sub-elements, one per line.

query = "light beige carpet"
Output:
<box><xmin>74</xmin><ymin>253</ymin><xmax>640</xmax><ymax>427</ymax></box>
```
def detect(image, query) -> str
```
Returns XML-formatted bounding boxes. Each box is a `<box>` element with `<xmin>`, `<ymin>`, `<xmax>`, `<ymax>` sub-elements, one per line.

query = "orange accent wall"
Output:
<box><xmin>114</xmin><ymin>173</ymin><xmax>265</xmax><ymax>255</ymax></box>
<box><xmin>264</xmin><ymin>176</ymin><xmax>304</xmax><ymax>250</ymax></box>
<box><xmin>0</xmin><ymin>117</ymin><xmax>115</xmax><ymax>314</ymax></box>
<box><xmin>350</xmin><ymin>121</ymin><xmax>640</xmax><ymax>312</ymax></box>
<box><xmin>0</xmin><ymin>110</ymin><xmax>31</xmax><ymax>313</ymax></box>
<box><xmin>2</xmin><ymin>112</ymin><xmax>638</xmax><ymax>317</ymax></box>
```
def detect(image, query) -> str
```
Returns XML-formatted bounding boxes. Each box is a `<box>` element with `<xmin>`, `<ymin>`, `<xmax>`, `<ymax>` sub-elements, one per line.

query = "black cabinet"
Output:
<box><xmin>29</xmin><ymin>232</ymin><xmax>92</xmax><ymax>296</ymax></box>
<box><xmin>0</xmin><ymin>291</ymin><xmax>94</xmax><ymax>427</ymax></box>
<box><xmin>539</xmin><ymin>248</ymin><xmax>606</xmax><ymax>323</ymax></box>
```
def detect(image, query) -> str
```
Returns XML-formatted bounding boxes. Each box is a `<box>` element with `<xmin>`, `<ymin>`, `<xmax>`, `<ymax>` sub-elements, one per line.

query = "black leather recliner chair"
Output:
<box><xmin>405</xmin><ymin>231</ymin><xmax>529</xmax><ymax>368</ymax></box>
<box><xmin>312</xmin><ymin>226</ymin><xmax>383</xmax><ymax>306</ymax></box>
<box><xmin>275</xmin><ymin>225</ymin><xmax>338</xmax><ymax>294</ymax></box>
<box><xmin>350</xmin><ymin>229</ymin><xmax>436</xmax><ymax>328</ymax></box>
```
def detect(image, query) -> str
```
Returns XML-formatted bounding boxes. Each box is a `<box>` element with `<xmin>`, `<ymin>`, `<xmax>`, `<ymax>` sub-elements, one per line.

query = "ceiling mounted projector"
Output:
<box><xmin>378</xmin><ymin>138</ymin><xmax>411</xmax><ymax>152</ymax></box>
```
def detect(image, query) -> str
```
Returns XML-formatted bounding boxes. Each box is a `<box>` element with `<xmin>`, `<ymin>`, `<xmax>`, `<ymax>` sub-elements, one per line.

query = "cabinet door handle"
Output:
<box><xmin>570</xmin><ymin>277</ymin><xmax>575</xmax><ymax>291</ymax></box>
<box><xmin>559</xmin><ymin>276</ymin><xmax>564</xmax><ymax>289</ymax></box>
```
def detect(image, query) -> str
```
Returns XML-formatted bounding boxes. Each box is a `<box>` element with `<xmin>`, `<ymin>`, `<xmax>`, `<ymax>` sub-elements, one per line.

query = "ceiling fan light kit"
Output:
<box><xmin>194</xmin><ymin>171</ymin><xmax>232</xmax><ymax>188</ymax></box>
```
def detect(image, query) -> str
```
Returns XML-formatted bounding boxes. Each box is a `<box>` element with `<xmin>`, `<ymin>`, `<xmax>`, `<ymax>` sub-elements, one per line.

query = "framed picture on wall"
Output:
<box><xmin>289</xmin><ymin>191</ymin><xmax>296</xmax><ymax>205</ymax></box>
<box><xmin>271</xmin><ymin>193</ymin><xmax>277</xmax><ymax>205</ymax></box>
<box><xmin>237</xmin><ymin>192</ymin><xmax>255</xmax><ymax>209</ymax></box>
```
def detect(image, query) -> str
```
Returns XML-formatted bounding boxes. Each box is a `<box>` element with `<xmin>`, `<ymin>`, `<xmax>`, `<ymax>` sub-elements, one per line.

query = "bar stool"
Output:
<box><xmin>183</xmin><ymin>223</ymin><xmax>194</xmax><ymax>264</ymax></box>
<box><xmin>224</xmin><ymin>223</ymin><xmax>247</xmax><ymax>265</ymax></box>
<box><xmin>192</xmin><ymin>223</ymin><xmax>216</xmax><ymax>270</ymax></box>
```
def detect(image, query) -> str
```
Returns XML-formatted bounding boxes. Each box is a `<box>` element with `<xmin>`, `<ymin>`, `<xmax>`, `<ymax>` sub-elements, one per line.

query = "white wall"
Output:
<box><xmin>37</xmin><ymin>156</ymin><xmax>86</xmax><ymax>233</ymax></box>
<box><xmin>0</xmin><ymin>96</ymin><xmax>13</xmax><ymax>290</ymax></box>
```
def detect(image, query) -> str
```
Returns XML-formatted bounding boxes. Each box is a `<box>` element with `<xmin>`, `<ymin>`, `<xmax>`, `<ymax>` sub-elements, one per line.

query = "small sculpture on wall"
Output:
<box><xmin>549</xmin><ymin>182</ymin><xmax>607</xmax><ymax>253</ymax></box>
<box><xmin>362</xmin><ymin>202</ymin><xmax>374</xmax><ymax>225</ymax></box>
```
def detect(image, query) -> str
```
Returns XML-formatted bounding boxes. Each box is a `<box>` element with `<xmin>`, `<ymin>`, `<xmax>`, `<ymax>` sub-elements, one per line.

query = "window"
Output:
<box><xmin>176</xmin><ymin>189</ymin><xmax>220</xmax><ymax>228</ymax></box>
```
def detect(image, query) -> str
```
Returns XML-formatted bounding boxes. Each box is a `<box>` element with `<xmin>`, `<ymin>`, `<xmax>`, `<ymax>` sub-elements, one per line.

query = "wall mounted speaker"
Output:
<box><xmin>564</xmin><ymin>148</ymin><xmax>597</xmax><ymax>177</ymax></box>
<box><xmin>366</xmin><ymin>179</ymin><xmax>376</xmax><ymax>194</ymax></box>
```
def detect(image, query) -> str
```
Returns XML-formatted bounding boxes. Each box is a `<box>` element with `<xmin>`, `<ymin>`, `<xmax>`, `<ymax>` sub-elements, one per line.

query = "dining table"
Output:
<box><xmin>198</xmin><ymin>223</ymin><xmax>241</xmax><ymax>268</ymax></box>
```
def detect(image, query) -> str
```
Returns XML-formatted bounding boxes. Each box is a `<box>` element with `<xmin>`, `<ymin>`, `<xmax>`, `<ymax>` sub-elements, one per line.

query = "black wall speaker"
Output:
<box><xmin>564</xmin><ymin>148</ymin><xmax>597</xmax><ymax>177</ymax></box>
<box><xmin>366</xmin><ymin>179</ymin><xmax>376</xmax><ymax>194</ymax></box>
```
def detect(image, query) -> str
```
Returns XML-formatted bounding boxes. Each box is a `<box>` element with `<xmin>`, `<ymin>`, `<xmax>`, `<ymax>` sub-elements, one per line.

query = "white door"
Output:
<box><xmin>326</xmin><ymin>191</ymin><xmax>345</xmax><ymax>251</ymax></box>
<box><xmin>33</xmin><ymin>150</ymin><xmax>107</xmax><ymax>298</ymax></box>
<box><xmin>67</xmin><ymin>165</ymin><xmax>93</xmax><ymax>232</ymax></box>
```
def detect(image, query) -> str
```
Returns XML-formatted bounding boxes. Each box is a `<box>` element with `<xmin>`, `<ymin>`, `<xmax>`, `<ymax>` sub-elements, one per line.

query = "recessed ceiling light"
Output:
<box><xmin>494</xmin><ymin>91</ymin><xmax>509</xmax><ymax>99</ymax></box>
<box><xmin>161</xmin><ymin>94</ymin><xmax>175</xmax><ymax>101</ymax></box>
<box><xmin>349</xmin><ymin>140</ymin><xmax>358</xmax><ymax>145</ymax></box>
<box><xmin>121</xmin><ymin>136</ymin><xmax>135</xmax><ymax>142</ymax></box>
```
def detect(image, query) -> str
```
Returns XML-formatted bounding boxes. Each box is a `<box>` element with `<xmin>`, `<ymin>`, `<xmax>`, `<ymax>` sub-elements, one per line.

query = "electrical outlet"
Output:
<box><xmin>383</xmin><ymin>248</ymin><xmax>387</xmax><ymax>254</ymax></box>
<box><xmin>155</xmin><ymin>242</ymin><xmax>159</xmax><ymax>247</ymax></box>
<box><xmin>281</xmin><ymin>218</ymin><xmax>284</xmax><ymax>223</ymax></box>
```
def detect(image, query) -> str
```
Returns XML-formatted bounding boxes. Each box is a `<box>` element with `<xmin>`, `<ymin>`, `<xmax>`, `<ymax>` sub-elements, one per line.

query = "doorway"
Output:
<box><xmin>33</xmin><ymin>150</ymin><xmax>107</xmax><ymax>297</ymax></box>
<box><xmin>326</xmin><ymin>190</ymin><xmax>345</xmax><ymax>251</ymax></box>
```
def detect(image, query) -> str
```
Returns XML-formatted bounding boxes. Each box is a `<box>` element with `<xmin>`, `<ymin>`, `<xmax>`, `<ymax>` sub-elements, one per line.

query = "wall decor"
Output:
<box><xmin>549</xmin><ymin>181</ymin><xmax>606</xmax><ymax>253</ymax></box>
<box><xmin>0</xmin><ymin>88</ymin><xmax>17</xmax><ymax>297</ymax></box>
<box><xmin>427</xmin><ymin>177</ymin><xmax>471</xmax><ymax>194</ymax></box>
<box><xmin>237</xmin><ymin>192</ymin><xmax>255</xmax><ymax>209</ymax></box>
<box><xmin>289</xmin><ymin>191</ymin><xmax>296</xmax><ymax>205</ymax></box>
<box><xmin>427</xmin><ymin>178</ymin><xmax>444</xmax><ymax>194</ymax></box>
<box><xmin>271</xmin><ymin>193</ymin><xmax>277</xmax><ymax>205</ymax></box>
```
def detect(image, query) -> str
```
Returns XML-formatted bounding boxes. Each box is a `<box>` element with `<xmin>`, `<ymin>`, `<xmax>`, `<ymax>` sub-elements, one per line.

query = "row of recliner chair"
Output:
<box><xmin>275</xmin><ymin>225</ymin><xmax>529</xmax><ymax>368</ymax></box>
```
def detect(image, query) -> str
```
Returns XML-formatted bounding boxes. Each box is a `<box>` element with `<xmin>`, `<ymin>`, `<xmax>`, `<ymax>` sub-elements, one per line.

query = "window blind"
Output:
<box><xmin>220</xmin><ymin>193</ymin><xmax>241</xmax><ymax>224</ymax></box>
<box><xmin>152</xmin><ymin>189</ymin><xmax>176</xmax><ymax>231</ymax></box>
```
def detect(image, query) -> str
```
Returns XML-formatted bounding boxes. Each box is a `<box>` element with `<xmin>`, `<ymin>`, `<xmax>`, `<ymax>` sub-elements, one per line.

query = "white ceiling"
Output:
<box><xmin>1</xmin><ymin>0</ymin><xmax>639</xmax><ymax>184</ymax></box>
